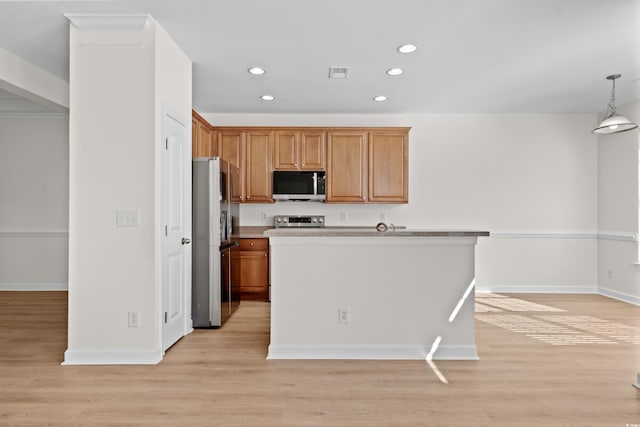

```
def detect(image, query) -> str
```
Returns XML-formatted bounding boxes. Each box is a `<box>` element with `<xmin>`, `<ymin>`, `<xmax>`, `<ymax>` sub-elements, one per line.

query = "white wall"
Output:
<box><xmin>206</xmin><ymin>113</ymin><xmax>599</xmax><ymax>293</ymax></box>
<box><xmin>597</xmin><ymin>101</ymin><xmax>640</xmax><ymax>305</ymax></box>
<box><xmin>0</xmin><ymin>117</ymin><xmax>69</xmax><ymax>290</ymax></box>
<box><xmin>65</xmin><ymin>18</ymin><xmax>191</xmax><ymax>364</ymax></box>
<box><xmin>154</xmin><ymin>24</ymin><xmax>193</xmax><ymax>342</ymax></box>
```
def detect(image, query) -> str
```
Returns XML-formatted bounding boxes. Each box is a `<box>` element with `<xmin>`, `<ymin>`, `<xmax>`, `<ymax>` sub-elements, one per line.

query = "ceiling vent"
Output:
<box><xmin>328</xmin><ymin>67</ymin><xmax>350</xmax><ymax>79</ymax></box>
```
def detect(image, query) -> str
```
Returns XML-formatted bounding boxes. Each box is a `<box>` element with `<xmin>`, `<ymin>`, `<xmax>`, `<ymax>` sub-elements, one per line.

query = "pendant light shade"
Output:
<box><xmin>592</xmin><ymin>74</ymin><xmax>638</xmax><ymax>135</ymax></box>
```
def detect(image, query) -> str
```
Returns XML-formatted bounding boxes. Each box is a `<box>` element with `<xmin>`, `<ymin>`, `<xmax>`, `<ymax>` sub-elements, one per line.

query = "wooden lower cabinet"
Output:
<box><xmin>236</xmin><ymin>238</ymin><xmax>269</xmax><ymax>301</ymax></box>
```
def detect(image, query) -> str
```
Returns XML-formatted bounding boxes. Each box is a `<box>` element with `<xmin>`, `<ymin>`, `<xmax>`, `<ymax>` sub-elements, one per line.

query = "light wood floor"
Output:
<box><xmin>1</xmin><ymin>292</ymin><xmax>639</xmax><ymax>426</ymax></box>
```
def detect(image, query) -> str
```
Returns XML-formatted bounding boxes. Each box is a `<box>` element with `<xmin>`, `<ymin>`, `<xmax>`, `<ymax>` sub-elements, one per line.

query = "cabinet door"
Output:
<box><xmin>238</xmin><ymin>252</ymin><xmax>269</xmax><ymax>300</ymax></box>
<box><xmin>191</xmin><ymin>118</ymin><xmax>198</xmax><ymax>158</ymax></box>
<box><xmin>326</xmin><ymin>131</ymin><xmax>367</xmax><ymax>202</ymax></box>
<box><xmin>218</xmin><ymin>130</ymin><xmax>245</xmax><ymax>202</ymax></box>
<box><xmin>196</xmin><ymin>121</ymin><xmax>212</xmax><ymax>157</ymax></box>
<box><xmin>273</xmin><ymin>130</ymin><xmax>299</xmax><ymax>170</ymax></box>
<box><xmin>238</xmin><ymin>239</ymin><xmax>269</xmax><ymax>301</ymax></box>
<box><xmin>300</xmin><ymin>130</ymin><xmax>326</xmax><ymax>170</ymax></box>
<box><xmin>245</xmin><ymin>131</ymin><xmax>273</xmax><ymax>202</ymax></box>
<box><xmin>368</xmin><ymin>132</ymin><xmax>408</xmax><ymax>203</ymax></box>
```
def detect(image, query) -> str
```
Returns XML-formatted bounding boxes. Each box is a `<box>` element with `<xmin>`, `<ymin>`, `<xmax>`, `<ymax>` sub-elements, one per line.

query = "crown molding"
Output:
<box><xmin>64</xmin><ymin>13</ymin><xmax>151</xmax><ymax>32</ymax></box>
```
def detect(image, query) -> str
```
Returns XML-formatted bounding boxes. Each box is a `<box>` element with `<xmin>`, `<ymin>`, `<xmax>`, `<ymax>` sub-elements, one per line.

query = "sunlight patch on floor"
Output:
<box><xmin>474</xmin><ymin>294</ymin><xmax>639</xmax><ymax>346</ymax></box>
<box><xmin>476</xmin><ymin>297</ymin><xmax>565</xmax><ymax>312</ymax></box>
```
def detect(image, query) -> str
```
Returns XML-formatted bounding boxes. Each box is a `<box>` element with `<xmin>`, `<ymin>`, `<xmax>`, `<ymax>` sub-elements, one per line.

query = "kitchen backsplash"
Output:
<box><xmin>240</xmin><ymin>203</ymin><xmax>409</xmax><ymax>227</ymax></box>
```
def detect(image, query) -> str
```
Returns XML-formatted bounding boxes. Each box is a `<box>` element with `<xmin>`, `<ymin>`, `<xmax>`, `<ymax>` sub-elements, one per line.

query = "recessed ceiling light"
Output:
<box><xmin>373</xmin><ymin>96</ymin><xmax>388</xmax><ymax>102</ymax></box>
<box><xmin>248</xmin><ymin>67</ymin><xmax>266</xmax><ymax>75</ymax></box>
<box><xmin>386</xmin><ymin>68</ymin><xmax>404</xmax><ymax>76</ymax></box>
<box><xmin>260</xmin><ymin>94</ymin><xmax>274</xmax><ymax>101</ymax></box>
<box><xmin>397</xmin><ymin>44</ymin><xmax>417</xmax><ymax>54</ymax></box>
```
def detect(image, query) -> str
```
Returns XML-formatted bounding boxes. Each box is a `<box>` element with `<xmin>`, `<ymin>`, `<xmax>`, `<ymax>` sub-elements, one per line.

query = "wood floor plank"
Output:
<box><xmin>0</xmin><ymin>291</ymin><xmax>638</xmax><ymax>425</ymax></box>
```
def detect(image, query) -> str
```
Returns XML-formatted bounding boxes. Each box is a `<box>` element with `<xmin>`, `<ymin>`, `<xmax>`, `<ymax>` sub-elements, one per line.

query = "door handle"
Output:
<box><xmin>182</xmin><ymin>238</ymin><xmax>191</xmax><ymax>245</ymax></box>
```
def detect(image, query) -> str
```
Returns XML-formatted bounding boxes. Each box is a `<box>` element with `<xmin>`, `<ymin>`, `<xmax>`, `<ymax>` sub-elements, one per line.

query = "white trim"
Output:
<box><xmin>65</xmin><ymin>13</ymin><xmax>152</xmax><ymax>32</ymax></box>
<box><xmin>489</xmin><ymin>231</ymin><xmax>637</xmax><ymax>242</ymax></box>
<box><xmin>598</xmin><ymin>286</ymin><xmax>640</xmax><ymax>306</ymax></box>
<box><xmin>0</xmin><ymin>113</ymin><xmax>68</xmax><ymax>119</ymax></box>
<box><xmin>62</xmin><ymin>348</ymin><xmax>163</xmax><ymax>365</ymax></box>
<box><xmin>0</xmin><ymin>230</ymin><xmax>68</xmax><ymax>238</ymax></box>
<box><xmin>598</xmin><ymin>231</ymin><xmax>638</xmax><ymax>242</ymax></box>
<box><xmin>266</xmin><ymin>344</ymin><xmax>478</xmax><ymax>361</ymax></box>
<box><xmin>0</xmin><ymin>282</ymin><xmax>67</xmax><ymax>291</ymax></box>
<box><xmin>477</xmin><ymin>285</ymin><xmax>598</xmax><ymax>294</ymax></box>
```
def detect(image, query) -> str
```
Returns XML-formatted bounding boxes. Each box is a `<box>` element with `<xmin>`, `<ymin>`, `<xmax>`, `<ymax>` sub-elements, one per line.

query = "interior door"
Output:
<box><xmin>162</xmin><ymin>109</ymin><xmax>188</xmax><ymax>352</ymax></box>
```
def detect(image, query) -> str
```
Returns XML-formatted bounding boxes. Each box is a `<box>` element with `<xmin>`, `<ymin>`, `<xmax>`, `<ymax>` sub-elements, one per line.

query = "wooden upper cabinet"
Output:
<box><xmin>191</xmin><ymin>117</ymin><xmax>198</xmax><ymax>158</ymax></box>
<box><xmin>218</xmin><ymin>130</ymin><xmax>245</xmax><ymax>202</ymax></box>
<box><xmin>368</xmin><ymin>131</ymin><xmax>409</xmax><ymax>203</ymax></box>
<box><xmin>212</xmin><ymin>125</ymin><xmax>408</xmax><ymax>204</ymax></box>
<box><xmin>192</xmin><ymin>110</ymin><xmax>217</xmax><ymax>157</ymax></box>
<box><xmin>273</xmin><ymin>130</ymin><xmax>298</xmax><ymax>169</ymax></box>
<box><xmin>300</xmin><ymin>131</ymin><xmax>325</xmax><ymax>170</ymax></box>
<box><xmin>326</xmin><ymin>131</ymin><xmax>368</xmax><ymax>202</ymax></box>
<box><xmin>273</xmin><ymin>129</ymin><xmax>326</xmax><ymax>170</ymax></box>
<box><xmin>245</xmin><ymin>131</ymin><xmax>273</xmax><ymax>202</ymax></box>
<box><xmin>196</xmin><ymin>121</ymin><xmax>213</xmax><ymax>157</ymax></box>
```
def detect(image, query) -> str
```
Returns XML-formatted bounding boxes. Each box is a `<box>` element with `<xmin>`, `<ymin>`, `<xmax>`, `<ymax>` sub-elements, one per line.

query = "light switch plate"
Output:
<box><xmin>117</xmin><ymin>209</ymin><xmax>139</xmax><ymax>227</ymax></box>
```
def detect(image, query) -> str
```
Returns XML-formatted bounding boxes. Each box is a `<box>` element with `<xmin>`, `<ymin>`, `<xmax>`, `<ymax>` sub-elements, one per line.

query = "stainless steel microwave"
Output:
<box><xmin>272</xmin><ymin>171</ymin><xmax>326</xmax><ymax>201</ymax></box>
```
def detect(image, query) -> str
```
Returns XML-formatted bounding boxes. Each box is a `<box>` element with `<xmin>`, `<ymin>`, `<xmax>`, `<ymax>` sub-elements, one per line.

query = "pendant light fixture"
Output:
<box><xmin>592</xmin><ymin>74</ymin><xmax>638</xmax><ymax>134</ymax></box>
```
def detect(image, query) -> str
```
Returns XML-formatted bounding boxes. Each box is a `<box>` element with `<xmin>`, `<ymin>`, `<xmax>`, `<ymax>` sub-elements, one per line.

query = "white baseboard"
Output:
<box><xmin>62</xmin><ymin>348</ymin><xmax>163</xmax><ymax>365</ymax></box>
<box><xmin>266</xmin><ymin>344</ymin><xmax>478</xmax><ymax>361</ymax></box>
<box><xmin>598</xmin><ymin>286</ymin><xmax>640</xmax><ymax>306</ymax></box>
<box><xmin>0</xmin><ymin>282</ymin><xmax>68</xmax><ymax>291</ymax></box>
<box><xmin>477</xmin><ymin>285</ymin><xmax>598</xmax><ymax>294</ymax></box>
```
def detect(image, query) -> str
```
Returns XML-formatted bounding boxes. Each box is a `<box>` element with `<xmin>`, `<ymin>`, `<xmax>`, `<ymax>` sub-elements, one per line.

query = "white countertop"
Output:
<box><xmin>264</xmin><ymin>227</ymin><xmax>490</xmax><ymax>237</ymax></box>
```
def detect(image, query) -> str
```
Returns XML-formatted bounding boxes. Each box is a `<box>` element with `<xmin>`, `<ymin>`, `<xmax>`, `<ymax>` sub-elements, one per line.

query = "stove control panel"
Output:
<box><xmin>274</xmin><ymin>215</ymin><xmax>325</xmax><ymax>228</ymax></box>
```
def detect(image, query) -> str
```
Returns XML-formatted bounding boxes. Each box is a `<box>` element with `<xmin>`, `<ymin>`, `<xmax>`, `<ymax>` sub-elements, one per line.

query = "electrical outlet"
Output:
<box><xmin>128</xmin><ymin>311</ymin><xmax>139</xmax><ymax>328</ymax></box>
<box><xmin>339</xmin><ymin>212</ymin><xmax>347</xmax><ymax>222</ymax></box>
<box><xmin>338</xmin><ymin>307</ymin><xmax>350</xmax><ymax>324</ymax></box>
<box><xmin>608</xmin><ymin>268</ymin><xmax>613</xmax><ymax>279</ymax></box>
<box><xmin>380</xmin><ymin>212</ymin><xmax>387</xmax><ymax>222</ymax></box>
<box><xmin>261</xmin><ymin>212</ymin><xmax>268</xmax><ymax>223</ymax></box>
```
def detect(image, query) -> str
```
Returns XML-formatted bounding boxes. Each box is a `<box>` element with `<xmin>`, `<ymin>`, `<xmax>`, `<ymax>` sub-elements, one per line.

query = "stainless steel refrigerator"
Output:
<box><xmin>192</xmin><ymin>157</ymin><xmax>240</xmax><ymax>328</ymax></box>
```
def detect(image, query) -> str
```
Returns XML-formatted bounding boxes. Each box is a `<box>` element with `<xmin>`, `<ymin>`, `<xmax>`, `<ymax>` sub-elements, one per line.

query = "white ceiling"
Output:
<box><xmin>0</xmin><ymin>0</ymin><xmax>639</xmax><ymax>115</ymax></box>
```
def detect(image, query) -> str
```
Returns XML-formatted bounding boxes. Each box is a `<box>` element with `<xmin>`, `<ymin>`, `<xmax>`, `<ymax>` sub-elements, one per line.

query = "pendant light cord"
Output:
<box><xmin>605</xmin><ymin>78</ymin><xmax>618</xmax><ymax>119</ymax></box>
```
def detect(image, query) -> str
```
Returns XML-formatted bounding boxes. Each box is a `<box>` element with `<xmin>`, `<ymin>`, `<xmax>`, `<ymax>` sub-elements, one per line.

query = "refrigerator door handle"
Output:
<box><xmin>182</xmin><ymin>238</ymin><xmax>191</xmax><ymax>245</ymax></box>
<box><xmin>219</xmin><ymin>241</ymin><xmax>240</xmax><ymax>251</ymax></box>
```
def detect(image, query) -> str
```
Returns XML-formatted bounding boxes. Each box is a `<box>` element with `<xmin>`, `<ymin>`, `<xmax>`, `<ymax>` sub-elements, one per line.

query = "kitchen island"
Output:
<box><xmin>264</xmin><ymin>228</ymin><xmax>489</xmax><ymax>360</ymax></box>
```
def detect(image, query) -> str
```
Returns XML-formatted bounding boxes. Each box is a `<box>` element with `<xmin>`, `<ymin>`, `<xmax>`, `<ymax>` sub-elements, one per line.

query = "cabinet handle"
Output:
<box><xmin>250</xmin><ymin>243</ymin><xmax>254</xmax><ymax>247</ymax></box>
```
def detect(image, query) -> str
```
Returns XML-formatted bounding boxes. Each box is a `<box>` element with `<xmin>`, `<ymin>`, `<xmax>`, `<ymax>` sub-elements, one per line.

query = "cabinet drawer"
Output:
<box><xmin>238</xmin><ymin>238</ymin><xmax>268</xmax><ymax>251</ymax></box>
